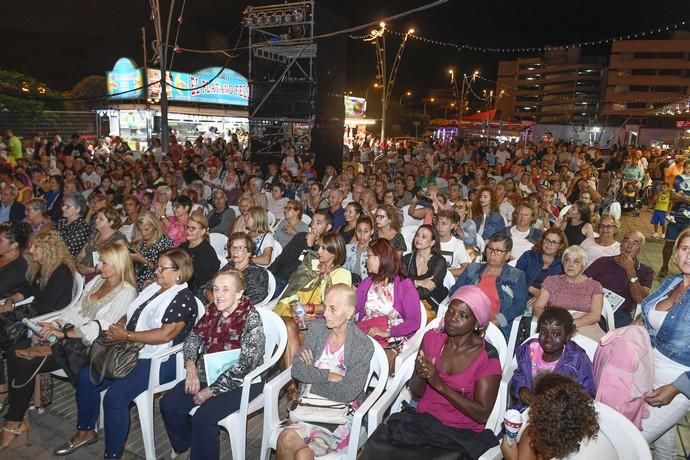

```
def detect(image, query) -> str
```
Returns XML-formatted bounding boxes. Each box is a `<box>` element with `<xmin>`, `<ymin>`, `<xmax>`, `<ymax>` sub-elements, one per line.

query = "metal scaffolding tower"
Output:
<box><xmin>243</xmin><ymin>1</ymin><xmax>317</xmax><ymax>159</ymax></box>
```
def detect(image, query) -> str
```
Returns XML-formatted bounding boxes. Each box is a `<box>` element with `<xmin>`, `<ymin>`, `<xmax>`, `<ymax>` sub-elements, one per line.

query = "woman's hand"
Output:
<box><xmin>415</xmin><ymin>278</ymin><xmax>435</xmax><ymax>291</ymax></box>
<box><xmin>645</xmin><ymin>384</ymin><xmax>680</xmax><ymax>408</ymax></box>
<box><xmin>367</xmin><ymin>327</ymin><xmax>389</xmax><ymax>339</ymax></box>
<box><xmin>105</xmin><ymin>323</ymin><xmax>129</xmax><ymax>342</ymax></box>
<box><xmin>416</xmin><ymin>350</ymin><xmax>442</xmax><ymax>391</ymax></box>
<box><xmin>40</xmin><ymin>324</ymin><xmax>64</xmax><ymax>341</ymax></box>
<box><xmin>282</xmin><ymin>224</ymin><xmax>297</xmax><ymax>236</ymax></box>
<box><xmin>192</xmin><ymin>387</ymin><xmax>213</xmax><ymax>406</ymax></box>
<box><xmin>299</xmin><ymin>347</ymin><xmax>313</xmax><ymax>366</ymax></box>
<box><xmin>500</xmin><ymin>435</ymin><xmax>519</xmax><ymax>460</ymax></box>
<box><xmin>0</xmin><ymin>300</ymin><xmax>13</xmax><ymax>313</ymax></box>
<box><xmin>185</xmin><ymin>365</ymin><xmax>201</xmax><ymax>395</ymax></box>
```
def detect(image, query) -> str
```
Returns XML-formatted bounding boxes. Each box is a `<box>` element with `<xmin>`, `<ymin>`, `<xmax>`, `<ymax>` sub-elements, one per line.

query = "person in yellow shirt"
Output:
<box><xmin>651</xmin><ymin>183</ymin><xmax>671</xmax><ymax>239</ymax></box>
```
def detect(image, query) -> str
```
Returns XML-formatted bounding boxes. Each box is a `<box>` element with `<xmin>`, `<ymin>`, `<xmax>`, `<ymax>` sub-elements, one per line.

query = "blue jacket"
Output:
<box><xmin>449</xmin><ymin>262</ymin><xmax>527</xmax><ymax>333</ymax></box>
<box><xmin>474</xmin><ymin>212</ymin><xmax>506</xmax><ymax>239</ymax></box>
<box><xmin>642</xmin><ymin>275</ymin><xmax>690</xmax><ymax>397</ymax></box>
<box><xmin>510</xmin><ymin>339</ymin><xmax>595</xmax><ymax>411</ymax></box>
<box><xmin>515</xmin><ymin>250</ymin><xmax>564</xmax><ymax>289</ymax></box>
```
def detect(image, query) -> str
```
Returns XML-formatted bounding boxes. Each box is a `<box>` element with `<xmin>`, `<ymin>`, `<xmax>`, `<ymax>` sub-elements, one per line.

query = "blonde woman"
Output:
<box><xmin>179</xmin><ymin>213</ymin><xmax>220</xmax><ymax>297</ymax></box>
<box><xmin>130</xmin><ymin>212</ymin><xmax>174</xmax><ymax>290</ymax></box>
<box><xmin>0</xmin><ymin>244</ymin><xmax>137</xmax><ymax>449</ymax></box>
<box><xmin>0</xmin><ymin>231</ymin><xmax>75</xmax><ymax>318</ymax></box>
<box><xmin>76</xmin><ymin>207</ymin><xmax>128</xmax><ymax>277</ymax></box>
<box><xmin>246</xmin><ymin>206</ymin><xmax>274</xmax><ymax>267</ymax></box>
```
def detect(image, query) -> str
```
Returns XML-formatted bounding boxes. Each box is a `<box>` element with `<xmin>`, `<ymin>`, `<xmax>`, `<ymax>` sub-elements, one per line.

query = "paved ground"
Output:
<box><xmin>3</xmin><ymin>209</ymin><xmax>689</xmax><ymax>459</ymax></box>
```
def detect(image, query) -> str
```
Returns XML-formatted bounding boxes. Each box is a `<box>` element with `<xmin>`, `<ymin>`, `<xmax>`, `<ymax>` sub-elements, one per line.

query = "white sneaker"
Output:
<box><xmin>651</xmin><ymin>232</ymin><xmax>659</xmax><ymax>239</ymax></box>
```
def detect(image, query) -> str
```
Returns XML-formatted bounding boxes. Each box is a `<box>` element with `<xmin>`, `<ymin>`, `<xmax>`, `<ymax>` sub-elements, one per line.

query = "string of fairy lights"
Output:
<box><xmin>382</xmin><ymin>19</ymin><xmax>687</xmax><ymax>53</ymax></box>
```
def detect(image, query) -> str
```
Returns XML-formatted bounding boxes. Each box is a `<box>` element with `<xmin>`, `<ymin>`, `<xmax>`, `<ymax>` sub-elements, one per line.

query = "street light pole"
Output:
<box><xmin>423</xmin><ymin>97</ymin><xmax>435</xmax><ymax>115</ymax></box>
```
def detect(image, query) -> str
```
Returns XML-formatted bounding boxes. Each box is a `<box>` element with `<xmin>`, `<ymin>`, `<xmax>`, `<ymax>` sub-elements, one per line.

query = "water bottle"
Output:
<box><xmin>291</xmin><ymin>301</ymin><xmax>308</xmax><ymax>331</ymax></box>
<box><xmin>22</xmin><ymin>318</ymin><xmax>57</xmax><ymax>344</ymax></box>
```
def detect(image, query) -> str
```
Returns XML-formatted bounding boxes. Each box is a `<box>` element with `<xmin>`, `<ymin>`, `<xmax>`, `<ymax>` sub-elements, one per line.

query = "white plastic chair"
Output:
<box><xmin>479</xmin><ymin>401</ymin><xmax>651</xmax><ymax>460</ymax></box>
<box><xmin>185</xmin><ymin>308</ymin><xmax>288</xmax><ymax>460</ymax></box>
<box><xmin>392</xmin><ymin>303</ymin><xmax>427</xmax><ymax>379</ymax></box>
<box><xmin>260</xmin><ymin>337</ymin><xmax>389</xmax><ymax>460</ymax></box>
<box><xmin>442</xmin><ymin>270</ymin><xmax>455</xmax><ymax>291</ymax></box>
<box><xmin>401</xmin><ymin>205</ymin><xmax>423</xmax><ymax>227</ymax></box>
<box><xmin>400</xmin><ymin>225</ymin><xmax>419</xmax><ymax>255</ymax></box>
<box><xmin>301</xmin><ymin>214</ymin><xmax>312</xmax><ymax>225</ymax></box>
<box><xmin>108</xmin><ymin>297</ymin><xmax>205</xmax><ymax>460</ymax></box>
<box><xmin>228</xmin><ymin>205</ymin><xmax>240</xmax><ymax>217</ymax></box>
<box><xmin>30</xmin><ymin>273</ymin><xmax>85</xmax><ymax>324</ymax></box>
<box><xmin>255</xmin><ymin>270</ymin><xmax>276</xmax><ymax>308</ymax></box>
<box><xmin>209</xmin><ymin>232</ymin><xmax>229</xmax><ymax>259</ymax></box>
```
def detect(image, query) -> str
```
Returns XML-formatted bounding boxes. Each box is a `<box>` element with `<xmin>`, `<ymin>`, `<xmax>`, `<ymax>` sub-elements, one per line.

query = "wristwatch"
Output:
<box><xmin>630</xmin><ymin>276</ymin><xmax>639</xmax><ymax>284</ymax></box>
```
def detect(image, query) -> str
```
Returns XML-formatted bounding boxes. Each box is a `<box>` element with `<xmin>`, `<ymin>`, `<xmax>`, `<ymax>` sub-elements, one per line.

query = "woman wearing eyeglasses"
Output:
<box><xmin>373</xmin><ymin>204</ymin><xmax>407</xmax><ymax>254</ymax></box>
<box><xmin>223</xmin><ymin>233</ymin><xmax>269</xmax><ymax>305</ymax></box>
<box><xmin>54</xmin><ymin>249</ymin><xmax>198</xmax><ymax>458</ymax></box>
<box><xmin>274</xmin><ymin>200</ymin><xmax>309</xmax><ymax>248</ymax></box>
<box><xmin>450</xmin><ymin>234</ymin><xmax>527</xmax><ymax>335</ymax></box>
<box><xmin>515</xmin><ymin>228</ymin><xmax>567</xmax><ymax>304</ymax></box>
<box><xmin>130</xmin><ymin>212</ymin><xmax>174</xmax><ymax>290</ymax></box>
<box><xmin>580</xmin><ymin>213</ymin><xmax>620</xmax><ymax>268</ymax></box>
<box><xmin>179</xmin><ymin>214</ymin><xmax>220</xmax><ymax>299</ymax></box>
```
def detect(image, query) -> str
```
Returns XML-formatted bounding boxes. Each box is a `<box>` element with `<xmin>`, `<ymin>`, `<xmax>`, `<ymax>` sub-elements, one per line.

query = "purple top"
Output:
<box><xmin>585</xmin><ymin>256</ymin><xmax>654</xmax><ymax>313</ymax></box>
<box><xmin>355</xmin><ymin>276</ymin><xmax>421</xmax><ymax>339</ymax></box>
<box><xmin>542</xmin><ymin>275</ymin><xmax>603</xmax><ymax>313</ymax></box>
<box><xmin>417</xmin><ymin>328</ymin><xmax>502</xmax><ymax>431</ymax></box>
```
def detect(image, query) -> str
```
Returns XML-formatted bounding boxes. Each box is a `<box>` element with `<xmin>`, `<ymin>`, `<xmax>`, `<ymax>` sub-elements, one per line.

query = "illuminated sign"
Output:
<box><xmin>106</xmin><ymin>58</ymin><xmax>145</xmax><ymax>100</ymax></box>
<box><xmin>106</xmin><ymin>58</ymin><xmax>249</xmax><ymax>107</ymax></box>
<box><xmin>344</xmin><ymin>96</ymin><xmax>367</xmax><ymax>118</ymax></box>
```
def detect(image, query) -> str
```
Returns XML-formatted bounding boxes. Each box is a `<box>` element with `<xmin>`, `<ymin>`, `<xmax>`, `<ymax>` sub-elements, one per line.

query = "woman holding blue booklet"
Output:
<box><xmin>160</xmin><ymin>269</ymin><xmax>266</xmax><ymax>460</ymax></box>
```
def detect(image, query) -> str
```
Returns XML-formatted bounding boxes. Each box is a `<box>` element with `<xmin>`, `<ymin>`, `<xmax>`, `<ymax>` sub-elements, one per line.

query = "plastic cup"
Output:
<box><xmin>504</xmin><ymin>409</ymin><xmax>523</xmax><ymax>445</ymax></box>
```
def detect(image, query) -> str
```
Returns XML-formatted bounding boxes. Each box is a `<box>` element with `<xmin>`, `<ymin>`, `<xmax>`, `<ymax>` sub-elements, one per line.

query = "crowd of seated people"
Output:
<box><xmin>0</xmin><ymin>131</ymin><xmax>688</xmax><ymax>459</ymax></box>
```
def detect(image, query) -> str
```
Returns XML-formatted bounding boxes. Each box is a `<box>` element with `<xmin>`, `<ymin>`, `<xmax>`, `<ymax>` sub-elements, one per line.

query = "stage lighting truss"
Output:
<box><xmin>243</xmin><ymin>2</ymin><xmax>311</xmax><ymax>29</ymax></box>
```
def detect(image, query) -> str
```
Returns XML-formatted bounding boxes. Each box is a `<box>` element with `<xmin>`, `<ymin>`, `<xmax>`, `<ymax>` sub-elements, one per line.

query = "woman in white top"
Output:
<box><xmin>0</xmin><ymin>243</ymin><xmax>137</xmax><ymax>449</ymax></box>
<box><xmin>639</xmin><ymin>229</ymin><xmax>690</xmax><ymax>460</ymax></box>
<box><xmin>580</xmin><ymin>214</ymin><xmax>620</xmax><ymax>268</ymax></box>
<box><xmin>55</xmin><ymin>249</ymin><xmax>198</xmax><ymax>458</ymax></box>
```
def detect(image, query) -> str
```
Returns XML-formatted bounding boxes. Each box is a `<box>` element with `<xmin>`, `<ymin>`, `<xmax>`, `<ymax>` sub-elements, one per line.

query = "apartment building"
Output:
<box><xmin>495</xmin><ymin>48</ymin><xmax>605</xmax><ymax>124</ymax></box>
<box><xmin>600</xmin><ymin>31</ymin><xmax>690</xmax><ymax>120</ymax></box>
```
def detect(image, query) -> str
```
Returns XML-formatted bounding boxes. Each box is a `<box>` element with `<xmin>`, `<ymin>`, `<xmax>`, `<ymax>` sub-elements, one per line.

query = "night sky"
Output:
<box><xmin>1</xmin><ymin>0</ymin><xmax>687</xmax><ymax>99</ymax></box>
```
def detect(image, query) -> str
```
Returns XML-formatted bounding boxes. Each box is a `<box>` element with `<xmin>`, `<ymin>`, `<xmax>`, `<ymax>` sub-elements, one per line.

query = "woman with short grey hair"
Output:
<box><xmin>55</xmin><ymin>192</ymin><xmax>91</xmax><ymax>257</ymax></box>
<box><xmin>533</xmin><ymin>244</ymin><xmax>605</xmax><ymax>341</ymax></box>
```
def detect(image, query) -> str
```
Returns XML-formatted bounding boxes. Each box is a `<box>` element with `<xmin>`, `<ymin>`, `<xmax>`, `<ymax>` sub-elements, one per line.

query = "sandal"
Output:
<box><xmin>0</xmin><ymin>422</ymin><xmax>29</xmax><ymax>450</ymax></box>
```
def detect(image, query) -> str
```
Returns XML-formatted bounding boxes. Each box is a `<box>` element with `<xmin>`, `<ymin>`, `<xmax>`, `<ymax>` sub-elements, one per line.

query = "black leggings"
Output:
<box><xmin>5</xmin><ymin>340</ymin><xmax>60</xmax><ymax>421</ymax></box>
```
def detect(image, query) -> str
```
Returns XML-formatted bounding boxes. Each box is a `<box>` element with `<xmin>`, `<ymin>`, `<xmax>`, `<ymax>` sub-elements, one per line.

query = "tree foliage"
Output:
<box><xmin>0</xmin><ymin>70</ymin><xmax>64</xmax><ymax>116</ymax></box>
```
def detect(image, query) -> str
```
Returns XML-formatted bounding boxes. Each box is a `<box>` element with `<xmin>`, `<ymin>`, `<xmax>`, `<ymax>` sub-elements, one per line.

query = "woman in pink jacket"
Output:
<box><xmin>355</xmin><ymin>238</ymin><xmax>422</xmax><ymax>372</ymax></box>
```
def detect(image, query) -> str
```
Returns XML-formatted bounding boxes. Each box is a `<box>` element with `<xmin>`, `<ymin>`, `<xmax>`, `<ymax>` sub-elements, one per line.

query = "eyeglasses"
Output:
<box><xmin>375</xmin><ymin>214</ymin><xmax>387</xmax><ymax>220</ymax></box>
<box><xmin>229</xmin><ymin>245</ymin><xmax>248</xmax><ymax>252</ymax></box>
<box><xmin>599</xmin><ymin>224</ymin><xmax>616</xmax><ymax>230</ymax></box>
<box><xmin>543</xmin><ymin>238</ymin><xmax>561</xmax><ymax>246</ymax></box>
<box><xmin>284</xmin><ymin>206</ymin><xmax>295</xmax><ymax>211</ymax></box>
<box><xmin>155</xmin><ymin>265</ymin><xmax>178</xmax><ymax>273</ymax></box>
<box><xmin>486</xmin><ymin>247</ymin><xmax>509</xmax><ymax>255</ymax></box>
